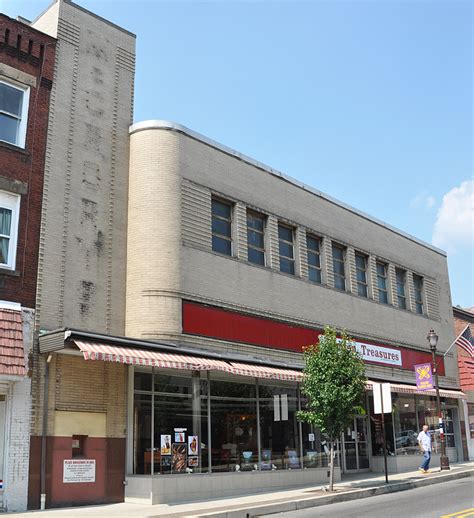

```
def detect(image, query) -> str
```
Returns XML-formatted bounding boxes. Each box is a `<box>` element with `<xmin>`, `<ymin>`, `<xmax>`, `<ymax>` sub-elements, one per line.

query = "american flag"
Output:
<box><xmin>455</xmin><ymin>325</ymin><xmax>474</xmax><ymax>358</ymax></box>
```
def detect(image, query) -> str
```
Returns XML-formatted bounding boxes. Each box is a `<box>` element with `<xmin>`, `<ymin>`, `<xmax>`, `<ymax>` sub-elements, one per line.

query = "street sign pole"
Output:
<box><xmin>373</xmin><ymin>382</ymin><xmax>391</xmax><ymax>484</ymax></box>
<box><xmin>380</xmin><ymin>384</ymin><xmax>389</xmax><ymax>484</ymax></box>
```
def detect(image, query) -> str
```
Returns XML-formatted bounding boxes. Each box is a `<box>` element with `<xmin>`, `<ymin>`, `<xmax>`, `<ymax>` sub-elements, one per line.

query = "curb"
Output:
<box><xmin>188</xmin><ymin>468</ymin><xmax>474</xmax><ymax>518</ymax></box>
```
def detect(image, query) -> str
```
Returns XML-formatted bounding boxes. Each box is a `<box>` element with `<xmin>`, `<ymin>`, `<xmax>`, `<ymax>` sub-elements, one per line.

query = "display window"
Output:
<box><xmin>131</xmin><ymin>368</ymin><xmax>333</xmax><ymax>475</ymax></box>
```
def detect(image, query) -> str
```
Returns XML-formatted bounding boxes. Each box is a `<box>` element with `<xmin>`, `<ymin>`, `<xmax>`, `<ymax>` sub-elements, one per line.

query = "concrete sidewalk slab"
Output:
<box><xmin>9</xmin><ymin>462</ymin><xmax>474</xmax><ymax>518</ymax></box>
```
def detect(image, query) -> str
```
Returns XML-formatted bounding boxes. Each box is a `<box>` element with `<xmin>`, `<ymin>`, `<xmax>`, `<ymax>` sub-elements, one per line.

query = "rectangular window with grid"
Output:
<box><xmin>306</xmin><ymin>234</ymin><xmax>322</xmax><ymax>284</ymax></box>
<box><xmin>376</xmin><ymin>262</ymin><xmax>389</xmax><ymax>303</ymax></box>
<box><xmin>278</xmin><ymin>223</ymin><xmax>295</xmax><ymax>275</ymax></box>
<box><xmin>332</xmin><ymin>244</ymin><xmax>346</xmax><ymax>291</ymax></box>
<box><xmin>0</xmin><ymin>190</ymin><xmax>20</xmax><ymax>270</ymax></box>
<box><xmin>211</xmin><ymin>198</ymin><xmax>233</xmax><ymax>256</ymax></box>
<box><xmin>0</xmin><ymin>80</ymin><xmax>29</xmax><ymax>148</ymax></box>
<box><xmin>396</xmin><ymin>268</ymin><xmax>407</xmax><ymax>309</ymax></box>
<box><xmin>247</xmin><ymin>210</ymin><xmax>265</xmax><ymax>266</ymax></box>
<box><xmin>413</xmin><ymin>274</ymin><xmax>424</xmax><ymax>314</ymax></box>
<box><xmin>355</xmin><ymin>252</ymin><xmax>368</xmax><ymax>297</ymax></box>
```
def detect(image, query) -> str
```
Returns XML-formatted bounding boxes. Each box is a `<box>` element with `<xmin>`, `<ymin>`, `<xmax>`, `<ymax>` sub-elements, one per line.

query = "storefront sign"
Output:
<box><xmin>415</xmin><ymin>363</ymin><xmax>434</xmax><ymax>391</ymax></box>
<box><xmin>63</xmin><ymin>459</ymin><xmax>95</xmax><ymax>483</ymax></box>
<box><xmin>348</xmin><ymin>340</ymin><xmax>402</xmax><ymax>366</ymax></box>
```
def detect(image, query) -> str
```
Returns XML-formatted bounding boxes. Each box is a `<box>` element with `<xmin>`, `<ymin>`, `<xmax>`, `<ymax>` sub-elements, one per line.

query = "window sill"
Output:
<box><xmin>0</xmin><ymin>140</ymin><xmax>29</xmax><ymax>155</ymax></box>
<box><xmin>0</xmin><ymin>267</ymin><xmax>20</xmax><ymax>277</ymax></box>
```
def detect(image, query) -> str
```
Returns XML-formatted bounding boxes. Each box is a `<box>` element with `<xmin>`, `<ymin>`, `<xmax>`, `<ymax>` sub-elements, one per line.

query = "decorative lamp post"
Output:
<box><xmin>427</xmin><ymin>329</ymin><xmax>450</xmax><ymax>470</ymax></box>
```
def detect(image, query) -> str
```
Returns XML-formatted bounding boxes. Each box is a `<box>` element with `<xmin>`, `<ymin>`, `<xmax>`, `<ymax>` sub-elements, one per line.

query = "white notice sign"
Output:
<box><xmin>63</xmin><ymin>459</ymin><xmax>96</xmax><ymax>483</ymax></box>
<box><xmin>373</xmin><ymin>383</ymin><xmax>392</xmax><ymax>414</ymax></box>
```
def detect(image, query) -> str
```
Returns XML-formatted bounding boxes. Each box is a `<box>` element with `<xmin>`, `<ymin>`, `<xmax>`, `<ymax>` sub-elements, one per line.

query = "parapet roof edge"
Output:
<box><xmin>31</xmin><ymin>0</ymin><xmax>136</xmax><ymax>38</ymax></box>
<box><xmin>129</xmin><ymin>120</ymin><xmax>447</xmax><ymax>257</ymax></box>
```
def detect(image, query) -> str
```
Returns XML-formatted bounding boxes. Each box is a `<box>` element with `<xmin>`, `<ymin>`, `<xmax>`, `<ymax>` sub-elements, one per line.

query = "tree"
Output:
<box><xmin>297</xmin><ymin>326</ymin><xmax>367</xmax><ymax>491</ymax></box>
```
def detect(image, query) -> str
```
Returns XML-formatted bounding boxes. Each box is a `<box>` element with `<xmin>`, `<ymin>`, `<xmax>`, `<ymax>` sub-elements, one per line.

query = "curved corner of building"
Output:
<box><xmin>126</xmin><ymin>120</ymin><xmax>183</xmax><ymax>339</ymax></box>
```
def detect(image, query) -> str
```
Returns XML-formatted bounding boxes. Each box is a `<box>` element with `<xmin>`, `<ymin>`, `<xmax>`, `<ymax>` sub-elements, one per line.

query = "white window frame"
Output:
<box><xmin>0</xmin><ymin>79</ymin><xmax>30</xmax><ymax>149</ymax></box>
<box><xmin>0</xmin><ymin>190</ymin><xmax>21</xmax><ymax>270</ymax></box>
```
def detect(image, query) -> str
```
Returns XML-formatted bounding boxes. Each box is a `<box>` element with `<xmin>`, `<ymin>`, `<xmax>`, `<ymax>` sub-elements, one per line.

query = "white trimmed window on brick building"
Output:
<box><xmin>0</xmin><ymin>190</ymin><xmax>20</xmax><ymax>270</ymax></box>
<box><xmin>0</xmin><ymin>80</ymin><xmax>29</xmax><ymax>149</ymax></box>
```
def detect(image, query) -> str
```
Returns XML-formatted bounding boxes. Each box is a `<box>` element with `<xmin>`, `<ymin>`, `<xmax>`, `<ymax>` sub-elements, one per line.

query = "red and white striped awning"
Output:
<box><xmin>74</xmin><ymin>340</ymin><xmax>303</xmax><ymax>382</ymax></box>
<box><xmin>227</xmin><ymin>362</ymin><xmax>303</xmax><ymax>382</ymax></box>
<box><xmin>75</xmin><ymin>340</ymin><xmax>230</xmax><ymax>372</ymax></box>
<box><xmin>366</xmin><ymin>380</ymin><xmax>465</xmax><ymax>399</ymax></box>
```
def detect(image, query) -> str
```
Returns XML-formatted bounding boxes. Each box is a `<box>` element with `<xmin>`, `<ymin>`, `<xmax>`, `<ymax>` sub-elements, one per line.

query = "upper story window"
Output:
<box><xmin>306</xmin><ymin>234</ymin><xmax>322</xmax><ymax>284</ymax></box>
<box><xmin>413</xmin><ymin>274</ymin><xmax>424</xmax><ymax>314</ymax></box>
<box><xmin>247</xmin><ymin>210</ymin><xmax>265</xmax><ymax>266</ymax></box>
<box><xmin>332</xmin><ymin>243</ymin><xmax>346</xmax><ymax>291</ymax></box>
<box><xmin>396</xmin><ymin>268</ymin><xmax>407</xmax><ymax>309</ymax></box>
<box><xmin>211</xmin><ymin>198</ymin><xmax>233</xmax><ymax>256</ymax></box>
<box><xmin>0</xmin><ymin>190</ymin><xmax>21</xmax><ymax>270</ymax></box>
<box><xmin>0</xmin><ymin>80</ymin><xmax>30</xmax><ymax>148</ymax></box>
<box><xmin>355</xmin><ymin>252</ymin><xmax>368</xmax><ymax>298</ymax></box>
<box><xmin>376</xmin><ymin>261</ymin><xmax>389</xmax><ymax>303</ymax></box>
<box><xmin>278</xmin><ymin>223</ymin><xmax>295</xmax><ymax>275</ymax></box>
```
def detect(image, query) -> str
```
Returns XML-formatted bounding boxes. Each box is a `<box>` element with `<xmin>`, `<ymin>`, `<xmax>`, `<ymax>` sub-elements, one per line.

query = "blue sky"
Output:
<box><xmin>4</xmin><ymin>0</ymin><xmax>473</xmax><ymax>307</ymax></box>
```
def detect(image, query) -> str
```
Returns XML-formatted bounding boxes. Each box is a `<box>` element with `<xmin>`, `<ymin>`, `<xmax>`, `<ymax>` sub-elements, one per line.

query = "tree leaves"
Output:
<box><xmin>297</xmin><ymin>326</ymin><xmax>367</xmax><ymax>442</ymax></box>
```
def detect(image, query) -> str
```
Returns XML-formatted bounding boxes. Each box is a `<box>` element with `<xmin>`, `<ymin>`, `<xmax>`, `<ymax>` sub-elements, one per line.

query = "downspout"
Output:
<box><xmin>40</xmin><ymin>353</ymin><xmax>52</xmax><ymax>510</ymax></box>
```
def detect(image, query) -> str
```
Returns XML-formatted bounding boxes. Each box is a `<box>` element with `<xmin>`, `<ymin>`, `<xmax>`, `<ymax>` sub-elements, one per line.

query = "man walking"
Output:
<box><xmin>417</xmin><ymin>424</ymin><xmax>432</xmax><ymax>473</ymax></box>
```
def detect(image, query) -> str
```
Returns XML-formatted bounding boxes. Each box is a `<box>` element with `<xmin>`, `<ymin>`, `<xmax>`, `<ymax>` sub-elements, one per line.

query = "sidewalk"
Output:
<box><xmin>10</xmin><ymin>461</ymin><xmax>474</xmax><ymax>518</ymax></box>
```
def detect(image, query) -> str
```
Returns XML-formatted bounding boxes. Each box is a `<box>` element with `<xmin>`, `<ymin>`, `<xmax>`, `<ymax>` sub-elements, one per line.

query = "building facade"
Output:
<box><xmin>38</xmin><ymin>119</ymin><xmax>465</xmax><ymax>507</ymax></box>
<box><xmin>453</xmin><ymin>306</ymin><xmax>474</xmax><ymax>460</ymax></box>
<box><xmin>14</xmin><ymin>0</ymin><xmax>466</xmax><ymax>510</ymax></box>
<box><xmin>0</xmin><ymin>13</ymin><xmax>55</xmax><ymax>512</ymax></box>
<box><xmin>26</xmin><ymin>0</ymin><xmax>135</xmax><ymax>509</ymax></box>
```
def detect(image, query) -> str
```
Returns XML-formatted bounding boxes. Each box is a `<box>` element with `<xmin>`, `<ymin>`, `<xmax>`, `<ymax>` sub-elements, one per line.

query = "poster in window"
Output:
<box><xmin>174</xmin><ymin>432</ymin><xmax>185</xmax><ymax>443</ymax></box>
<box><xmin>287</xmin><ymin>449</ymin><xmax>300</xmax><ymax>469</ymax></box>
<box><xmin>261</xmin><ymin>449</ymin><xmax>272</xmax><ymax>470</ymax></box>
<box><xmin>188</xmin><ymin>456</ymin><xmax>199</xmax><ymax>467</ymax></box>
<box><xmin>160</xmin><ymin>435</ymin><xmax>171</xmax><ymax>455</ymax></box>
<box><xmin>171</xmin><ymin>443</ymin><xmax>187</xmax><ymax>473</ymax></box>
<box><xmin>188</xmin><ymin>435</ymin><xmax>198</xmax><ymax>455</ymax></box>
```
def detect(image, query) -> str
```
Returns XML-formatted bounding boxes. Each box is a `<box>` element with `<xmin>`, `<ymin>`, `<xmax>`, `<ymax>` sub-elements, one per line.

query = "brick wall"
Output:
<box><xmin>0</xmin><ymin>15</ymin><xmax>56</xmax><ymax>309</ymax></box>
<box><xmin>31</xmin><ymin>355</ymin><xmax>127</xmax><ymax>438</ymax></box>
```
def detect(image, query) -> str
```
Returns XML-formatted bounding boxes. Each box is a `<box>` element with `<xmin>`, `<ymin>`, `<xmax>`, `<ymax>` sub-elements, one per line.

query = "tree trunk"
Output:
<box><xmin>329</xmin><ymin>441</ymin><xmax>335</xmax><ymax>491</ymax></box>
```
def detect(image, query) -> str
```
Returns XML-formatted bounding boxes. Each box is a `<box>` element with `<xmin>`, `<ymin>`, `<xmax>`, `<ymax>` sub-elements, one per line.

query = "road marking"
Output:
<box><xmin>441</xmin><ymin>508</ymin><xmax>474</xmax><ymax>518</ymax></box>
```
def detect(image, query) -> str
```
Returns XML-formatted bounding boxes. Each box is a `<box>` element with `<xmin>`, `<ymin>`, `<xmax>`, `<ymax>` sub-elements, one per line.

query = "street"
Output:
<box><xmin>270</xmin><ymin>477</ymin><xmax>474</xmax><ymax>518</ymax></box>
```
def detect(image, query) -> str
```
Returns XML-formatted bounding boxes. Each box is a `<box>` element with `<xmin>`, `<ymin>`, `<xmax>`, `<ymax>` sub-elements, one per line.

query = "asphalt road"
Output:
<box><xmin>271</xmin><ymin>477</ymin><xmax>474</xmax><ymax>518</ymax></box>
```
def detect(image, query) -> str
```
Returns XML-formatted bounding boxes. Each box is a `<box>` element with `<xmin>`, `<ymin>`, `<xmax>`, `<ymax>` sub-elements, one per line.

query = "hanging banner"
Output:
<box><xmin>414</xmin><ymin>363</ymin><xmax>434</xmax><ymax>391</ymax></box>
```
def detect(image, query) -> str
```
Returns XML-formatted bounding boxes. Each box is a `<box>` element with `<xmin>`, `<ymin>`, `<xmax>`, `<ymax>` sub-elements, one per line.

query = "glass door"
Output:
<box><xmin>343</xmin><ymin>416</ymin><xmax>370</xmax><ymax>471</ymax></box>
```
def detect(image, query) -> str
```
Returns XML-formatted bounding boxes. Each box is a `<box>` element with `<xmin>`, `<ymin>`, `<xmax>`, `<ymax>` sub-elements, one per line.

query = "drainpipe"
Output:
<box><xmin>40</xmin><ymin>354</ymin><xmax>52</xmax><ymax>510</ymax></box>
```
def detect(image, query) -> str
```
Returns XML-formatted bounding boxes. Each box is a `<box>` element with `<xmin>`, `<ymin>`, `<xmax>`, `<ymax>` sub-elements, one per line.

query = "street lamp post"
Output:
<box><xmin>427</xmin><ymin>329</ymin><xmax>450</xmax><ymax>470</ymax></box>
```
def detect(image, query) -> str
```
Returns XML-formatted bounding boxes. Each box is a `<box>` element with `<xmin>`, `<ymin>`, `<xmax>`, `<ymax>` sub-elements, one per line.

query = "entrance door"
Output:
<box><xmin>343</xmin><ymin>416</ymin><xmax>370</xmax><ymax>471</ymax></box>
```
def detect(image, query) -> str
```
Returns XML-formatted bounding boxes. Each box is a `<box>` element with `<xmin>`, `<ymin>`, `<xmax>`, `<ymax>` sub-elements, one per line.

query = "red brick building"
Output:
<box><xmin>0</xmin><ymin>14</ymin><xmax>55</xmax><ymax>512</ymax></box>
<box><xmin>453</xmin><ymin>306</ymin><xmax>474</xmax><ymax>460</ymax></box>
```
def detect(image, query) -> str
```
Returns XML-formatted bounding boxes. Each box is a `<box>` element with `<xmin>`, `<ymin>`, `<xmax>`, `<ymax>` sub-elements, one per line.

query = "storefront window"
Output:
<box><xmin>132</xmin><ymin>369</ymin><xmax>335</xmax><ymax>475</ymax></box>
<box><xmin>393</xmin><ymin>394</ymin><xmax>418</xmax><ymax>455</ymax></box>
<box><xmin>210</xmin><ymin>375</ymin><xmax>257</xmax><ymax>472</ymax></box>
<box><xmin>258</xmin><ymin>381</ymin><xmax>300</xmax><ymax>470</ymax></box>
<box><xmin>133</xmin><ymin>369</ymin><xmax>208</xmax><ymax>474</ymax></box>
<box><xmin>301</xmin><ymin>422</ymin><xmax>334</xmax><ymax>468</ymax></box>
<box><xmin>468</xmin><ymin>403</ymin><xmax>474</xmax><ymax>440</ymax></box>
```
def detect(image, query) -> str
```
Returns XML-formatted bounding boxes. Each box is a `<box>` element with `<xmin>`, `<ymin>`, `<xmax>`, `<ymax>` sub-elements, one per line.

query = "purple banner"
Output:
<box><xmin>414</xmin><ymin>363</ymin><xmax>434</xmax><ymax>391</ymax></box>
